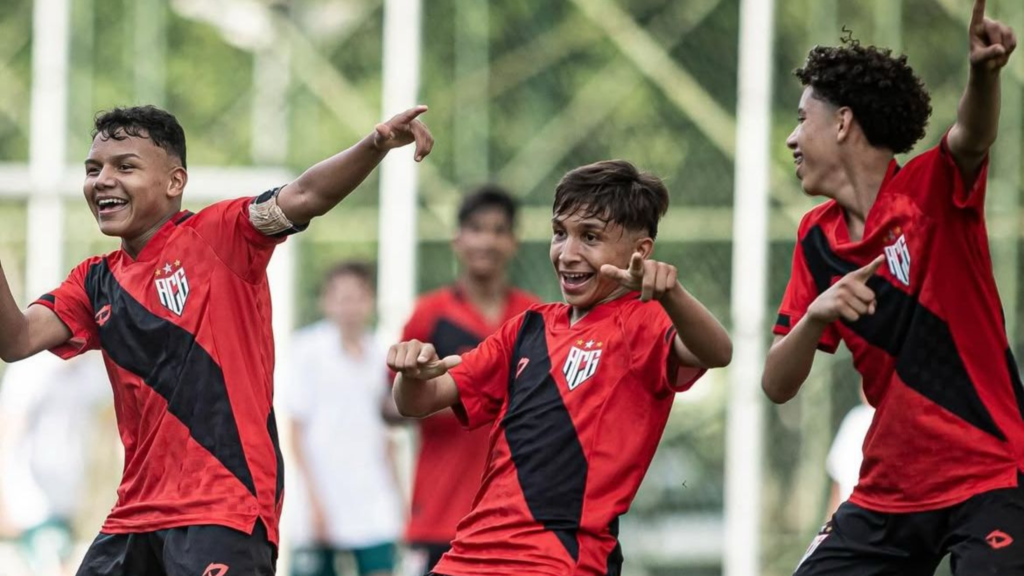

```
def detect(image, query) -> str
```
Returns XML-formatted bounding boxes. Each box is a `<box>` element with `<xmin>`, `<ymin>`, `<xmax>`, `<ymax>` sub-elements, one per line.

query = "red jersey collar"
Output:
<box><xmin>119</xmin><ymin>210</ymin><xmax>193</xmax><ymax>264</ymax></box>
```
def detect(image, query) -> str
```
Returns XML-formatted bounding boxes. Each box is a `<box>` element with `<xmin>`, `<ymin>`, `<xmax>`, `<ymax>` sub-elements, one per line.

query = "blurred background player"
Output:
<box><xmin>283</xmin><ymin>261</ymin><xmax>402</xmax><ymax>576</ymax></box>
<box><xmin>394</xmin><ymin>185</ymin><xmax>539</xmax><ymax>575</ymax></box>
<box><xmin>824</xmin><ymin>388</ymin><xmax>873</xmax><ymax>517</ymax></box>
<box><xmin>0</xmin><ymin>354</ymin><xmax>111</xmax><ymax>576</ymax></box>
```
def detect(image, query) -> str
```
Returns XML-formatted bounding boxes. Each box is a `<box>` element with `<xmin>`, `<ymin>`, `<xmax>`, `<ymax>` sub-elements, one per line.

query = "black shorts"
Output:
<box><xmin>795</xmin><ymin>482</ymin><xmax>1024</xmax><ymax>575</ymax></box>
<box><xmin>75</xmin><ymin>520</ymin><xmax>276</xmax><ymax>576</ymax></box>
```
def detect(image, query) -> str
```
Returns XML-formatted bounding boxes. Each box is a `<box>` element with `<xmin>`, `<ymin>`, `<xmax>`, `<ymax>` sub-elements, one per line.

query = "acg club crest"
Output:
<box><xmin>563</xmin><ymin>339</ymin><xmax>603</xmax><ymax>391</ymax></box>
<box><xmin>883</xmin><ymin>232</ymin><xmax>911</xmax><ymax>286</ymax></box>
<box><xmin>155</xmin><ymin>260</ymin><xmax>190</xmax><ymax>316</ymax></box>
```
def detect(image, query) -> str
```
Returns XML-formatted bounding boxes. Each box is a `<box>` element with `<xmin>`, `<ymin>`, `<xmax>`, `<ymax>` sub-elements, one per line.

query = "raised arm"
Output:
<box><xmin>0</xmin><ymin>261</ymin><xmax>71</xmax><ymax>363</ymax></box>
<box><xmin>388</xmin><ymin>339</ymin><xmax>461</xmax><ymax>418</ymax></box>
<box><xmin>276</xmin><ymin>105</ymin><xmax>434</xmax><ymax>225</ymax></box>
<box><xmin>947</xmin><ymin>0</ymin><xmax>1017</xmax><ymax>184</ymax></box>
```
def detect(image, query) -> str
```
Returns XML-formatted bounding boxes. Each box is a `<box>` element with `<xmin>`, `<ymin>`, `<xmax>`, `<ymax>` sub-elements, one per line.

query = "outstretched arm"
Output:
<box><xmin>600</xmin><ymin>253</ymin><xmax>732</xmax><ymax>369</ymax></box>
<box><xmin>276</xmin><ymin>105</ymin><xmax>434</xmax><ymax>225</ymax></box>
<box><xmin>947</xmin><ymin>0</ymin><xmax>1017</xmax><ymax>184</ymax></box>
<box><xmin>0</xmin><ymin>261</ymin><xmax>71</xmax><ymax>363</ymax></box>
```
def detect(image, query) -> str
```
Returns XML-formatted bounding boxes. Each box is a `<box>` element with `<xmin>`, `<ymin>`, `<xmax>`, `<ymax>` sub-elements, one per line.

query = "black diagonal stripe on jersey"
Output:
<box><xmin>802</xmin><ymin>226</ymin><xmax>1005</xmax><ymax>440</ymax></box>
<box><xmin>502</xmin><ymin>311</ymin><xmax>586</xmax><ymax>561</ymax></box>
<box><xmin>268</xmin><ymin>408</ymin><xmax>284</xmax><ymax>504</ymax></box>
<box><xmin>605</xmin><ymin>515</ymin><xmax>623</xmax><ymax>576</ymax></box>
<box><xmin>84</xmin><ymin>259</ymin><xmax>257</xmax><ymax>495</ymax></box>
<box><xmin>431</xmin><ymin>318</ymin><xmax>483</xmax><ymax>357</ymax></box>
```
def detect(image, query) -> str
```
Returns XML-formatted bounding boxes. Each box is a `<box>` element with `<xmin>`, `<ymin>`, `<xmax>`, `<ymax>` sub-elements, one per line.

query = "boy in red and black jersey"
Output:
<box><xmin>399</xmin><ymin>186</ymin><xmax>539</xmax><ymax>574</ymax></box>
<box><xmin>0</xmin><ymin>104</ymin><xmax>433</xmax><ymax>575</ymax></box>
<box><xmin>764</xmin><ymin>1</ymin><xmax>1024</xmax><ymax>573</ymax></box>
<box><xmin>389</xmin><ymin>161</ymin><xmax>732</xmax><ymax>576</ymax></box>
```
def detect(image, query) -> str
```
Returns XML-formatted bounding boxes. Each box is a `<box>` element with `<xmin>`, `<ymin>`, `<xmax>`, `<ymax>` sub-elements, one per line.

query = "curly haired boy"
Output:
<box><xmin>763</xmin><ymin>1</ymin><xmax>1022</xmax><ymax>574</ymax></box>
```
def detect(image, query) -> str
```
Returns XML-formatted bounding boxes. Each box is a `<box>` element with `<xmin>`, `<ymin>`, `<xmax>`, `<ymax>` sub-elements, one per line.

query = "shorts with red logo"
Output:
<box><xmin>75</xmin><ymin>520</ymin><xmax>276</xmax><ymax>576</ymax></box>
<box><xmin>794</xmin><ymin>481</ymin><xmax>1024</xmax><ymax>576</ymax></box>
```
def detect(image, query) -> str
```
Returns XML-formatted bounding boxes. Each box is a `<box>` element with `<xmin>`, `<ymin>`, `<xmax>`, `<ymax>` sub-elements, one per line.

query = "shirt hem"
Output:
<box><xmin>101</xmin><ymin>512</ymin><xmax>274</xmax><ymax>543</ymax></box>
<box><xmin>849</xmin><ymin>473</ymin><xmax>1018</xmax><ymax>513</ymax></box>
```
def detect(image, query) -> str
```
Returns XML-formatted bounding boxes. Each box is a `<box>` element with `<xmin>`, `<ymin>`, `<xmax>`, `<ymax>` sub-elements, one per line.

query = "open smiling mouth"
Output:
<box><xmin>96</xmin><ymin>198</ymin><xmax>129</xmax><ymax>214</ymax></box>
<box><xmin>561</xmin><ymin>272</ymin><xmax>594</xmax><ymax>291</ymax></box>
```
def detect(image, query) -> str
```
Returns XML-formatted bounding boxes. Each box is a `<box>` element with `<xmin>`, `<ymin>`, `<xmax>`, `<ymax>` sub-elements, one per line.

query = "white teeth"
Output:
<box><xmin>97</xmin><ymin>198</ymin><xmax>127</xmax><ymax>208</ymax></box>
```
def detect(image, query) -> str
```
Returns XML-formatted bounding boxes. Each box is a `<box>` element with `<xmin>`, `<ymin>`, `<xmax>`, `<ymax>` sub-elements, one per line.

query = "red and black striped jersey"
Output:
<box><xmin>775</xmin><ymin>134</ymin><xmax>1024</xmax><ymax>513</ymax></box>
<box><xmin>33</xmin><ymin>196</ymin><xmax>290</xmax><ymax>544</ymax></box>
<box><xmin>401</xmin><ymin>284</ymin><xmax>539</xmax><ymax>544</ymax></box>
<box><xmin>433</xmin><ymin>292</ymin><xmax>705</xmax><ymax>576</ymax></box>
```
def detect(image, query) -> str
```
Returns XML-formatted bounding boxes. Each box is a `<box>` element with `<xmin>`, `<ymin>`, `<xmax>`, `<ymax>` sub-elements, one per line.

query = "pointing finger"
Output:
<box><xmin>971</xmin><ymin>0</ymin><xmax>987</xmax><ymax>30</ymax></box>
<box><xmin>628</xmin><ymin>252</ymin><xmax>644</xmax><ymax>278</ymax></box>
<box><xmin>852</xmin><ymin>254</ymin><xmax>886</xmax><ymax>282</ymax></box>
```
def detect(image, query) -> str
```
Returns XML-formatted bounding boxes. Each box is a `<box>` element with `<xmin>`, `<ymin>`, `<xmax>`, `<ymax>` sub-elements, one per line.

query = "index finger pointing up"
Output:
<box><xmin>971</xmin><ymin>0</ymin><xmax>987</xmax><ymax>29</ymax></box>
<box><xmin>628</xmin><ymin>252</ymin><xmax>644</xmax><ymax>277</ymax></box>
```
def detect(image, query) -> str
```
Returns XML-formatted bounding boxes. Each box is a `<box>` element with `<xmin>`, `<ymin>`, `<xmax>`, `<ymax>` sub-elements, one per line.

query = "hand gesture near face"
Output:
<box><xmin>969</xmin><ymin>0</ymin><xmax>1017</xmax><ymax>72</ymax></box>
<box><xmin>387</xmin><ymin>339</ymin><xmax>461</xmax><ymax>381</ymax></box>
<box><xmin>372</xmin><ymin>105</ymin><xmax>435</xmax><ymax>162</ymax></box>
<box><xmin>600</xmin><ymin>252</ymin><xmax>678</xmax><ymax>303</ymax></box>
<box><xmin>807</xmin><ymin>255</ymin><xmax>885</xmax><ymax>324</ymax></box>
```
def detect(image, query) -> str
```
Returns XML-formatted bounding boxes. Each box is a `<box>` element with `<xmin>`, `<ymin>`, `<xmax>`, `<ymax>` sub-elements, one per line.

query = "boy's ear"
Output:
<box><xmin>634</xmin><ymin>236</ymin><xmax>654</xmax><ymax>259</ymax></box>
<box><xmin>167</xmin><ymin>166</ymin><xmax>187</xmax><ymax>199</ymax></box>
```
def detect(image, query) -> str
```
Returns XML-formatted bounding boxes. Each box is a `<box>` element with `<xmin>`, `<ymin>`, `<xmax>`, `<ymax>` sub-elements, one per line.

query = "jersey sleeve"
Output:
<box><xmin>187</xmin><ymin>191</ymin><xmax>300</xmax><ymax>282</ymax></box>
<box><xmin>627</xmin><ymin>301</ymin><xmax>706</xmax><ymax>397</ymax></box>
<box><xmin>448</xmin><ymin>313</ymin><xmax>524</xmax><ymax>430</ymax></box>
<box><xmin>30</xmin><ymin>259</ymin><xmax>101</xmax><ymax>359</ymax></box>
<box><xmin>773</xmin><ymin>218</ymin><xmax>841</xmax><ymax>353</ymax></box>
<box><xmin>904</xmin><ymin>131</ymin><xmax>989</xmax><ymax>214</ymax></box>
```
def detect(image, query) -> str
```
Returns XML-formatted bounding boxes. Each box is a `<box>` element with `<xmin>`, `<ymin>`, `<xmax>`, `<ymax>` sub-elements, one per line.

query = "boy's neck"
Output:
<box><xmin>336</xmin><ymin>323</ymin><xmax>365</xmax><ymax>356</ymax></box>
<box><xmin>121</xmin><ymin>211</ymin><xmax>178</xmax><ymax>258</ymax></box>
<box><xmin>569</xmin><ymin>286</ymin><xmax>631</xmax><ymax>326</ymax></box>
<box><xmin>459</xmin><ymin>273</ymin><xmax>508</xmax><ymax>322</ymax></box>
<box><xmin>829</xmin><ymin>151</ymin><xmax>893</xmax><ymax>242</ymax></box>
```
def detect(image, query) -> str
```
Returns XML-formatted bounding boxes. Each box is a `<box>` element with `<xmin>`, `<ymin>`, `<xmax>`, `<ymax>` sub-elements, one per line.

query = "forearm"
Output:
<box><xmin>660</xmin><ymin>283</ymin><xmax>732</xmax><ymax>368</ymax></box>
<box><xmin>281</xmin><ymin>134</ymin><xmax>387</xmax><ymax>223</ymax></box>
<box><xmin>953</xmin><ymin>69</ymin><xmax>1002</xmax><ymax>156</ymax></box>
<box><xmin>392</xmin><ymin>372</ymin><xmax>458</xmax><ymax>418</ymax></box>
<box><xmin>761</xmin><ymin>315</ymin><xmax>829</xmax><ymax>403</ymax></box>
<box><xmin>0</xmin><ymin>262</ymin><xmax>30</xmax><ymax>362</ymax></box>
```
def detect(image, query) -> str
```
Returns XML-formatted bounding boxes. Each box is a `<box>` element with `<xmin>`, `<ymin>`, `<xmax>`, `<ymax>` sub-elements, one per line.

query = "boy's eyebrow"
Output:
<box><xmin>550</xmin><ymin>215</ymin><xmax>609</xmax><ymax>230</ymax></box>
<box><xmin>84</xmin><ymin>153</ymin><xmax>142</xmax><ymax>166</ymax></box>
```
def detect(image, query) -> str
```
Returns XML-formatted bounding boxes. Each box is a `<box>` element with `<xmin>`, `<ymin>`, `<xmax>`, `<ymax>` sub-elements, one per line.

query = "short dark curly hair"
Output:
<box><xmin>93</xmin><ymin>105</ymin><xmax>187</xmax><ymax>168</ymax></box>
<box><xmin>795</xmin><ymin>40</ymin><xmax>932</xmax><ymax>154</ymax></box>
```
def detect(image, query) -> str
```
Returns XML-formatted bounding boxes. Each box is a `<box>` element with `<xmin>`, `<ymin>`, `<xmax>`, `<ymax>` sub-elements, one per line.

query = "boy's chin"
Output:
<box><xmin>96</xmin><ymin>221</ymin><xmax>130</xmax><ymax>238</ymax></box>
<box><xmin>562</xmin><ymin>291</ymin><xmax>599</xmax><ymax>310</ymax></box>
